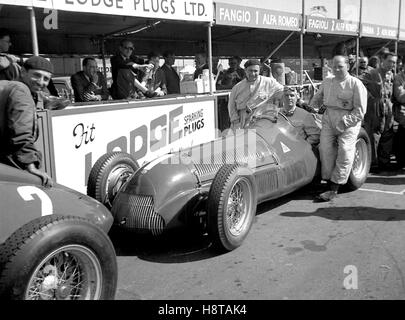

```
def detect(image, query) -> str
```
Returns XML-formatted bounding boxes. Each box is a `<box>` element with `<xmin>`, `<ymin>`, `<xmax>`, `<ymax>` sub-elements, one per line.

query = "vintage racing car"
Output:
<box><xmin>87</xmin><ymin>103</ymin><xmax>371</xmax><ymax>252</ymax></box>
<box><xmin>0</xmin><ymin>163</ymin><xmax>117</xmax><ymax>300</ymax></box>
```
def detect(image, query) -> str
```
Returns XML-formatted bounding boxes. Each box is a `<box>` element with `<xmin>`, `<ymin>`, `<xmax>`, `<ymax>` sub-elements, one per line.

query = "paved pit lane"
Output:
<box><xmin>112</xmin><ymin>170</ymin><xmax>405</xmax><ymax>300</ymax></box>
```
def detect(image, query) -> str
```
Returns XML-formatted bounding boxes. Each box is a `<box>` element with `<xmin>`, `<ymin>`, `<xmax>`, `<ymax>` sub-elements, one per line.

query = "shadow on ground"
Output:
<box><xmin>109</xmin><ymin>185</ymin><xmax>321</xmax><ymax>263</ymax></box>
<box><xmin>281</xmin><ymin>206</ymin><xmax>405</xmax><ymax>221</ymax></box>
<box><xmin>109</xmin><ymin>227</ymin><xmax>221</xmax><ymax>263</ymax></box>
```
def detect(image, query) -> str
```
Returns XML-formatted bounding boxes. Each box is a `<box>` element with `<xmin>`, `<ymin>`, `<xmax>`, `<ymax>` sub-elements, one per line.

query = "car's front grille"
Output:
<box><xmin>123</xmin><ymin>195</ymin><xmax>165</xmax><ymax>236</ymax></box>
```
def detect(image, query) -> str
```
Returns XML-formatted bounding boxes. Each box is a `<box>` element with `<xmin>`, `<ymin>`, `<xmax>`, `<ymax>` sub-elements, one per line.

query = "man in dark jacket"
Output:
<box><xmin>216</xmin><ymin>56</ymin><xmax>245</xmax><ymax>90</ymax></box>
<box><xmin>360</xmin><ymin>52</ymin><xmax>397</xmax><ymax>171</ymax></box>
<box><xmin>193</xmin><ymin>51</ymin><xmax>208</xmax><ymax>80</ymax></box>
<box><xmin>71</xmin><ymin>57</ymin><xmax>109</xmax><ymax>102</ymax></box>
<box><xmin>393</xmin><ymin>67</ymin><xmax>405</xmax><ymax>169</ymax></box>
<box><xmin>160</xmin><ymin>51</ymin><xmax>180</xmax><ymax>94</ymax></box>
<box><xmin>110</xmin><ymin>39</ymin><xmax>153</xmax><ymax>99</ymax></box>
<box><xmin>0</xmin><ymin>56</ymin><xmax>53</xmax><ymax>187</ymax></box>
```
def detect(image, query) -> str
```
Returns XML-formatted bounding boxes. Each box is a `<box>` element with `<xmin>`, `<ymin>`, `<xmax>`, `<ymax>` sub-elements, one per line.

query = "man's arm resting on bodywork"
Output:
<box><xmin>7</xmin><ymin>85</ymin><xmax>42</xmax><ymax>168</ymax></box>
<box><xmin>7</xmin><ymin>85</ymin><xmax>53</xmax><ymax>187</ymax></box>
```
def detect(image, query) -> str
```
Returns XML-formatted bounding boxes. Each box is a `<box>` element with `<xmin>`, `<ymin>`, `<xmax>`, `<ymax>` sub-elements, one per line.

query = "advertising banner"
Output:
<box><xmin>361</xmin><ymin>23</ymin><xmax>398</xmax><ymax>39</ymax></box>
<box><xmin>1</xmin><ymin>0</ymin><xmax>213</xmax><ymax>22</ymax></box>
<box><xmin>42</xmin><ymin>0</ymin><xmax>212</xmax><ymax>22</ymax></box>
<box><xmin>215</xmin><ymin>2</ymin><xmax>301</xmax><ymax>31</ymax></box>
<box><xmin>306</xmin><ymin>16</ymin><xmax>358</xmax><ymax>35</ymax></box>
<box><xmin>51</xmin><ymin>99</ymin><xmax>216</xmax><ymax>194</ymax></box>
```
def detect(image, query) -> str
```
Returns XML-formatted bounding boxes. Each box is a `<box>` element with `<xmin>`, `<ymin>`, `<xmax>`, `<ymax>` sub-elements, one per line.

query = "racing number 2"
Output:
<box><xmin>17</xmin><ymin>186</ymin><xmax>53</xmax><ymax>216</ymax></box>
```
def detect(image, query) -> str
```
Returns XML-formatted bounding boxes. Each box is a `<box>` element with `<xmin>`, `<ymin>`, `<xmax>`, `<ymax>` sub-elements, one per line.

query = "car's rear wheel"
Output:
<box><xmin>87</xmin><ymin>152</ymin><xmax>139</xmax><ymax>208</ymax></box>
<box><xmin>346</xmin><ymin>128</ymin><xmax>371</xmax><ymax>191</ymax></box>
<box><xmin>207</xmin><ymin>164</ymin><xmax>257</xmax><ymax>252</ymax></box>
<box><xmin>0</xmin><ymin>216</ymin><xmax>117</xmax><ymax>300</ymax></box>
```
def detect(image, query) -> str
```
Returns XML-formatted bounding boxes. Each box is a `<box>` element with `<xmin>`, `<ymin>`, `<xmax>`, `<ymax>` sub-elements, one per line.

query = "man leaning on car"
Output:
<box><xmin>0</xmin><ymin>56</ymin><xmax>53</xmax><ymax>187</ymax></box>
<box><xmin>309</xmin><ymin>55</ymin><xmax>367</xmax><ymax>202</ymax></box>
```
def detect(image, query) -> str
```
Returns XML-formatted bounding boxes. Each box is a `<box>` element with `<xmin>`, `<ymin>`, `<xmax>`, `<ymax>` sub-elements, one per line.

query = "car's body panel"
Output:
<box><xmin>0</xmin><ymin>164</ymin><xmax>113</xmax><ymax>243</ymax></box>
<box><xmin>111</xmin><ymin>108</ymin><xmax>319</xmax><ymax>235</ymax></box>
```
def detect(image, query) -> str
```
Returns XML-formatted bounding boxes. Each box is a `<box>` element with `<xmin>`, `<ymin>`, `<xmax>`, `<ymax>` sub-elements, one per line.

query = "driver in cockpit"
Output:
<box><xmin>280</xmin><ymin>86</ymin><xmax>321</xmax><ymax>146</ymax></box>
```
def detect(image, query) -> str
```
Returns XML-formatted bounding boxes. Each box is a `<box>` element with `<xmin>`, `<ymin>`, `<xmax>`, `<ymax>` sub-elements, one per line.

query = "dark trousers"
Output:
<box><xmin>377</xmin><ymin>127</ymin><xmax>394</xmax><ymax>167</ymax></box>
<box><xmin>364</xmin><ymin>124</ymin><xmax>394</xmax><ymax>167</ymax></box>
<box><xmin>394</xmin><ymin>125</ymin><xmax>405</xmax><ymax>168</ymax></box>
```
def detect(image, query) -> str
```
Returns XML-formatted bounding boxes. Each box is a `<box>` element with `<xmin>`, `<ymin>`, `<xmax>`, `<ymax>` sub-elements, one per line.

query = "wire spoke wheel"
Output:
<box><xmin>208</xmin><ymin>164</ymin><xmax>257</xmax><ymax>252</ymax></box>
<box><xmin>25</xmin><ymin>245</ymin><xmax>102</xmax><ymax>300</ymax></box>
<box><xmin>225</xmin><ymin>177</ymin><xmax>253</xmax><ymax>237</ymax></box>
<box><xmin>352</xmin><ymin>138</ymin><xmax>367</xmax><ymax>178</ymax></box>
<box><xmin>345</xmin><ymin>128</ymin><xmax>371</xmax><ymax>191</ymax></box>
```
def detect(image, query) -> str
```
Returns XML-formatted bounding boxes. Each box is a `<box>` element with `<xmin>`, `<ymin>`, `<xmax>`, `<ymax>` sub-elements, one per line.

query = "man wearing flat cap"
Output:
<box><xmin>0</xmin><ymin>55</ymin><xmax>54</xmax><ymax>187</ymax></box>
<box><xmin>228</xmin><ymin>59</ymin><xmax>284</xmax><ymax>129</ymax></box>
<box><xmin>280</xmin><ymin>86</ymin><xmax>321</xmax><ymax>146</ymax></box>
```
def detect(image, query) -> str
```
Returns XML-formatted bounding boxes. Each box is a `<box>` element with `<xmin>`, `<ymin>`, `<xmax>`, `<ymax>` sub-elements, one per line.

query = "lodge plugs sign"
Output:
<box><xmin>62</xmin><ymin>0</ymin><xmax>209</xmax><ymax>18</ymax></box>
<box><xmin>72</xmin><ymin>105</ymin><xmax>205</xmax><ymax>153</ymax></box>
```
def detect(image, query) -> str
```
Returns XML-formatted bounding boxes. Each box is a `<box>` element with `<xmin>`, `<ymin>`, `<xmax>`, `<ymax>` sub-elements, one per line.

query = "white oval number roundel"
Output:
<box><xmin>17</xmin><ymin>186</ymin><xmax>53</xmax><ymax>216</ymax></box>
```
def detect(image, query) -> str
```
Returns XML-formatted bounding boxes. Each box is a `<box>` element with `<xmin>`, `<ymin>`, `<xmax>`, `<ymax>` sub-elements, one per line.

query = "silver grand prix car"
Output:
<box><xmin>0</xmin><ymin>164</ymin><xmax>117</xmax><ymax>300</ymax></box>
<box><xmin>87</xmin><ymin>103</ymin><xmax>371</xmax><ymax>252</ymax></box>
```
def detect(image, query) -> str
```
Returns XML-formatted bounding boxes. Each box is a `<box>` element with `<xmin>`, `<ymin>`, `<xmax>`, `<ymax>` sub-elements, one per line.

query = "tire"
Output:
<box><xmin>346</xmin><ymin>127</ymin><xmax>371</xmax><ymax>191</ymax></box>
<box><xmin>87</xmin><ymin>152</ymin><xmax>139</xmax><ymax>208</ymax></box>
<box><xmin>207</xmin><ymin>164</ymin><xmax>257</xmax><ymax>252</ymax></box>
<box><xmin>0</xmin><ymin>215</ymin><xmax>117</xmax><ymax>300</ymax></box>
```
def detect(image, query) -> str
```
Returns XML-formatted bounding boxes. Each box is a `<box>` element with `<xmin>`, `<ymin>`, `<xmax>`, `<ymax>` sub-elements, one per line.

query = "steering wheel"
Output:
<box><xmin>246</xmin><ymin>103</ymin><xmax>279</xmax><ymax>127</ymax></box>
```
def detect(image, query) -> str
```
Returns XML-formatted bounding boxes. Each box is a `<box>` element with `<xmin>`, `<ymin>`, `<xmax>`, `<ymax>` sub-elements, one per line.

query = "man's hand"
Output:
<box><xmin>27</xmin><ymin>164</ymin><xmax>53</xmax><ymax>188</ymax></box>
<box><xmin>90</xmin><ymin>72</ymin><xmax>99</xmax><ymax>85</ymax></box>
<box><xmin>84</xmin><ymin>92</ymin><xmax>101</xmax><ymax>101</ymax></box>
<box><xmin>336</xmin><ymin>121</ymin><xmax>345</xmax><ymax>133</ymax></box>
<box><xmin>155</xmin><ymin>88</ymin><xmax>165</xmax><ymax>96</ymax></box>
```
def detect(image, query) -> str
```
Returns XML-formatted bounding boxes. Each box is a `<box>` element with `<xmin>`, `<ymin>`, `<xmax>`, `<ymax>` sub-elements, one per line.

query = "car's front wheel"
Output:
<box><xmin>207</xmin><ymin>164</ymin><xmax>257</xmax><ymax>252</ymax></box>
<box><xmin>0</xmin><ymin>216</ymin><xmax>117</xmax><ymax>300</ymax></box>
<box><xmin>87</xmin><ymin>152</ymin><xmax>139</xmax><ymax>208</ymax></box>
<box><xmin>346</xmin><ymin>127</ymin><xmax>371</xmax><ymax>191</ymax></box>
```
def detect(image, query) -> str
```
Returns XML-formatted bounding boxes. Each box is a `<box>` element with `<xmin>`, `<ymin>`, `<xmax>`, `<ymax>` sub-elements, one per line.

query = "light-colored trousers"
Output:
<box><xmin>320</xmin><ymin>108</ymin><xmax>361</xmax><ymax>185</ymax></box>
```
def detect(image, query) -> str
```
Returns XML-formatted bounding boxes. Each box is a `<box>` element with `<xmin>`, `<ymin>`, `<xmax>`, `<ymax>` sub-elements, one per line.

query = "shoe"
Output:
<box><xmin>316</xmin><ymin>190</ymin><xmax>338</xmax><ymax>202</ymax></box>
